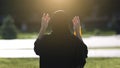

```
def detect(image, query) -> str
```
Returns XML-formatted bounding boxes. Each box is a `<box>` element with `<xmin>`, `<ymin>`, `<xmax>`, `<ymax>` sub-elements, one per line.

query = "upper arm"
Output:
<box><xmin>74</xmin><ymin>38</ymin><xmax>88</xmax><ymax>66</ymax></box>
<box><xmin>34</xmin><ymin>38</ymin><xmax>42</xmax><ymax>55</ymax></box>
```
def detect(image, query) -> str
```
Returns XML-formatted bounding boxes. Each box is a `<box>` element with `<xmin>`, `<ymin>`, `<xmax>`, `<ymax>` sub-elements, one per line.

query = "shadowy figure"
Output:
<box><xmin>34</xmin><ymin>10</ymin><xmax>88</xmax><ymax>68</ymax></box>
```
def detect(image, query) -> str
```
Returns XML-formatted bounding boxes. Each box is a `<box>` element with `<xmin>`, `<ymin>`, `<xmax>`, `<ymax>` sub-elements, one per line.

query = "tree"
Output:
<box><xmin>1</xmin><ymin>15</ymin><xmax>17</xmax><ymax>39</ymax></box>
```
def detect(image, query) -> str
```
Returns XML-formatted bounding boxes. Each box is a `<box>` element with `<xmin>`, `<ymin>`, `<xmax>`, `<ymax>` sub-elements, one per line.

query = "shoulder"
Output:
<box><xmin>71</xmin><ymin>35</ymin><xmax>82</xmax><ymax>43</ymax></box>
<box><xmin>39</xmin><ymin>35</ymin><xmax>50</xmax><ymax>40</ymax></box>
<box><xmin>71</xmin><ymin>35</ymin><xmax>88</xmax><ymax>50</ymax></box>
<box><xmin>34</xmin><ymin>35</ymin><xmax>50</xmax><ymax>45</ymax></box>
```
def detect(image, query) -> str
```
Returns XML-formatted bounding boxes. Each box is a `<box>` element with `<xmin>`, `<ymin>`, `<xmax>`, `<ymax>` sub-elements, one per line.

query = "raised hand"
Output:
<box><xmin>72</xmin><ymin>16</ymin><xmax>82</xmax><ymax>39</ymax></box>
<box><xmin>38</xmin><ymin>13</ymin><xmax>50</xmax><ymax>39</ymax></box>
<box><xmin>41</xmin><ymin>13</ymin><xmax>50</xmax><ymax>29</ymax></box>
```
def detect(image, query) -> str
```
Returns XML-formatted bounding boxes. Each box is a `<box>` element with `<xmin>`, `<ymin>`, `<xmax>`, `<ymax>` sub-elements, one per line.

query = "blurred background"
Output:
<box><xmin>0</xmin><ymin>0</ymin><xmax>120</xmax><ymax>68</ymax></box>
<box><xmin>0</xmin><ymin>0</ymin><xmax>120</xmax><ymax>35</ymax></box>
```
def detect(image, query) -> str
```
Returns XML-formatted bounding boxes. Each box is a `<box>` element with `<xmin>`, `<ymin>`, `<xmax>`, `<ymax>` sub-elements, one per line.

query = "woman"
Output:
<box><xmin>34</xmin><ymin>10</ymin><xmax>88</xmax><ymax>68</ymax></box>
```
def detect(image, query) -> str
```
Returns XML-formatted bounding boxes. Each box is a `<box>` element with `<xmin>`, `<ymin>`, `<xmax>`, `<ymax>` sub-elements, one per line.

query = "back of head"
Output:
<box><xmin>50</xmin><ymin>10</ymin><xmax>71</xmax><ymax>35</ymax></box>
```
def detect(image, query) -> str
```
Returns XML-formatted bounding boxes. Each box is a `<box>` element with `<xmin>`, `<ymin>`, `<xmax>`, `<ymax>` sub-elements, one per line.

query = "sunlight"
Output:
<box><xmin>52</xmin><ymin>0</ymin><xmax>65</xmax><ymax>3</ymax></box>
<box><xmin>39</xmin><ymin>0</ymin><xmax>75</xmax><ymax>11</ymax></box>
<box><xmin>48</xmin><ymin>0</ymin><xmax>72</xmax><ymax>7</ymax></box>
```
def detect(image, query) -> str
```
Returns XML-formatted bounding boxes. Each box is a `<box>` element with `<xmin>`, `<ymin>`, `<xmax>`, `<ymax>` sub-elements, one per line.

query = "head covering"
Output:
<box><xmin>49</xmin><ymin>10</ymin><xmax>71</xmax><ymax>36</ymax></box>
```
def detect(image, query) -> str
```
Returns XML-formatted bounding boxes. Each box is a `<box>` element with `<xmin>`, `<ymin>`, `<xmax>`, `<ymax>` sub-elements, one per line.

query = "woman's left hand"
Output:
<box><xmin>72</xmin><ymin>16</ymin><xmax>83</xmax><ymax>40</ymax></box>
<box><xmin>72</xmin><ymin>16</ymin><xmax>81</xmax><ymax>35</ymax></box>
<box><xmin>41</xmin><ymin>13</ymin><xmax>50</xmax><ymax>30</ymax></box>
<box><xmin>38</xmin><ymin>13</ymin><xmax>50</xmax><ymax>39</ymax></box>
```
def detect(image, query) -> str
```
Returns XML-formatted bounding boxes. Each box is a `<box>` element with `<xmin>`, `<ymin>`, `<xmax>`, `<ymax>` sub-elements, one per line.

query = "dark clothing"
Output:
<box><xmin>34</xmin><ymin>34</ymin><xmax>88</xmax><ymax>68</ymax></box>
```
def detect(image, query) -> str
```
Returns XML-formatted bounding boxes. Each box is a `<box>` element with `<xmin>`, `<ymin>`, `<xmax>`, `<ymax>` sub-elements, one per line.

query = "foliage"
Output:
<box><xmin>0</xmin><ymin>58</ymin><xmax>120</xmax><ymax>68</ymax></box>
<box><xmin>17</xmin><ymin>32</ymin><xmax>37</xmax><ymax>39</ymax></box>
<box><xmin>1</xmin><ymin>15</ymin><xmax>17</xmax><ymax>39</ymax></box>
<box><xmin>82</xmin><ymin>29</ymin><xmax>115</xmax><ymax>37</ymax></box>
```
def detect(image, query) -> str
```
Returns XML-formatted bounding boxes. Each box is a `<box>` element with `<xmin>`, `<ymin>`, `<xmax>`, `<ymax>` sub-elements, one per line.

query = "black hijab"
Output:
<box><xmin>49</xmin><ymin>10</ymin><xmax>72</xmax><ymax>37</ymax></box>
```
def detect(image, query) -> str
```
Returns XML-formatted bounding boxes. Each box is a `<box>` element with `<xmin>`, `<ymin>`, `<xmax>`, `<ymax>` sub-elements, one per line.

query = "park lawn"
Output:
<box><xmin>89</xmin><ymin>47</ymin><xmax>120</xmax><ymax>49</ymax></box>
<box><xmin>15</xmin><ymin>30</ymin><xmax>117</xmax><ymax>39</ymax></box>
<box><xmin>0</xmin><ymin>32</ymin><xmax>37</xmax><ymax>39</ymax></box>
<box><xmin>0</xmin><ymin>58</ymin><xmax>120</xmax><ymax>68</ymax></box>
<box><xmin>0</xmin><ymin>30</ymin><xmax>116</xmax><ymax>39</ymax></box>
<box><xmin>0</xmin><ymin>58</ymin><xmax>39</xmax><ymax>68</ymax></box>
<box><xmin>17</xmin><ymin>32</ymin><xmax>37</xmax><ymax>39</ymax></box>
<box><xmin>85</xmin><ymin>58</ymin><xmax>120</xmax><ymax>68</ymax></box>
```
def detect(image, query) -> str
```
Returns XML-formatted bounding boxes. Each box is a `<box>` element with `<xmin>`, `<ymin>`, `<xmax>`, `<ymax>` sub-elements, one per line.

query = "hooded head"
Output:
<box><xmin>49</xmin><ymin>10</ymin><xmax>71</xmax><ymax>36</ymax></box>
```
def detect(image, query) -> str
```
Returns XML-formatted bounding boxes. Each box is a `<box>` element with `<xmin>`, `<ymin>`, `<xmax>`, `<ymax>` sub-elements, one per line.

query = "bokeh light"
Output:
<box><xmin>37</xmin><ymin>0</ymin><xmax>77</xmax><ymax>14</ymax></box>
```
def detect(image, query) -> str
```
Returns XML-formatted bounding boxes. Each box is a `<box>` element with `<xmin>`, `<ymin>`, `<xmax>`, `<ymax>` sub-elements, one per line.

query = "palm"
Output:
<box><xmin>72</xmin><ymin>16</ymin><xmax>81</xmax><ymax>36</ymax></box>
<box><xmin>41</xmin><ymin>13</ymin><xmax>50</xmax><ymax>29</ymax></box>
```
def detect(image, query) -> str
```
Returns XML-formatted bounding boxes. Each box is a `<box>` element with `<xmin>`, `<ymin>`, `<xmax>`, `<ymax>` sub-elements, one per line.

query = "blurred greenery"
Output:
<box><xmin>0</xmin><ymin>58</ymin><xmax>120</xmax><ymax>68</ymax></box>
<box><xmin>0</xmin><ymin>30</ymin><xmax>116</xmax><ymax>39</ymax></box>
<box><xmin>0</xmin><ymin>15</ymin><xmax>17</xmax><ymax>39</ymax></box>
<box><xmin>82</xmin><ymin>30</ymin><xmax>115</xmax><ymax>37</ymax></box>
<box><xmin>17</xmin><ymin>32</ymin><xmax>37</xmax><ymax>39</ymax></box>
<box><xmin>0</xmin><ymin>58</ymin><xmax>39</xmax><ymax>68</ymax></box>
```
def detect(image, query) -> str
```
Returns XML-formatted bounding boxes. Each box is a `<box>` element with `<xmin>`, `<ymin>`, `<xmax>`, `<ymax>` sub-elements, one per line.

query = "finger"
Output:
<box><xmin>76</xmin><ymin>16</ymin><xmax>80</xmax><ymax>24</ymax></box>
<box><xmin>74</xmin><ymin>16</ymin><xmax>79</xmax><ymax>25</ymax></box>
<box><xmin>46</xmin><ymin>13</ymin><xmax>49</xmax><ymax>19</ymax></box>
<box><xmin>47</xmin><ymin>14</ymin><xmax>50</xmax><ymax>20</ymax></box>
<box><xmin>72</xmin><ymin>16</ymin><xmax>76</xmax><ymax>25</ymax></box>
<box><xmin>47</xmin><ymin>17</ymin><xmax>50</xmax><ymax>23</ymax></box>
<box><xmin>77</xmin><ymin>16</ymin><xmax>79</xmax><ymax>20</ymax></box>
<box><xmin>42</xmin><ymin>13</ymin><xmax>45</xmax><ymax>23</ymax></box>
<box><xmin>42</xmin><ymin>13</ymin><xmax>46</xmax><ymax>21</ymax></box>
<box><xmin>43</xmin><ymin>13</ymin><xmax>45</xmax><ymax>18</ymax></box>
<box><xmin>47</xmin><ymin>15</ymin><xmax>50</xmax><ymax>23</ymax></box>
<box><xmin>72</xmin><ymin>17</ymin><xmax>75</xmax><ymax>23</ymax></box>
<box><xmin>46</xmin><ymin>13</ymin><xmax>49</xmax><ymax>17</ymax></box>
<box><xmin>46</xmin><ymin>13</ymin><xmax>50</xmax><ymax>23</ymax></box>
<box><xmin>77</xmin><ymin>16</ymin><xmax>79</xmax><ymax>21</ymax></box>
<box><xmin>77</xmin><ymin>16</ymin><xmax>81</xmax><ymax>26</ymax></box>
<box><xmin>75</xmin><ymin>16</ymin><xmax>78</xmax><ymax>24</ymax></box>
<box><xmin>43</xmin><ymin>13</ymin><xmax>47</xmax><ymax>22</ymax></box>
<box><xmin>77</xmin><ymin>16</ymin><xmax>80</xmax><ymax>24</ymax></box>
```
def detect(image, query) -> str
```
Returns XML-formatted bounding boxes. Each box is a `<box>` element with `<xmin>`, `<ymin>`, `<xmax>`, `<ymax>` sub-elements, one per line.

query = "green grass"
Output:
<box><xmin>10</xmin><ymin>31</ymin><xmax>116</xmax><ymax>39</ymax></box>
<box><xmin>0</xmin><ymin>30</ymin><xmax>116</xmax><ymax>39</ymax></box>
<box><xmin>0</xmin><ymin>32</ymin><xmax>37</xmax><ymax>39</ymax></box>
<box><xmin>85</xmin><ymin>58</ymin><xmax>120</xmax><ymax>68</ymax></box>
<box><xmin>0</xmin><ymin>58</ymin><xmax>120</xmax><ymax>68</ymax></box>
<box><xmin>17</xmin><ymin>32</ymin><xmax>37</xmax><ymax>39</ymax></box>
<box><xmin>89</xmin><ymin>46</ymin><xmax>120</xmax><ymax>49</ymax></box>
<box><xmin>82</xmin><ymin>30</ymin><xmax>116</xmax><ymax>37</ymax></box>
<box><xmin>0</xmin><ymin>58</ymin><xmax>39</xmax><ymax>68</ymax></box>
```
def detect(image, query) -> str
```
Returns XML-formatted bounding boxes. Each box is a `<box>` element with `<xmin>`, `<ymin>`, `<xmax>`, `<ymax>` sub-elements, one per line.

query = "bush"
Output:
<box><xmin>1</xmin><ymin>15</ymin><xmax>17</xmax><ymax>39</ymax></box>
<box><xmin>93</xmin><ymin>29</ymin><xmax>101</xmax><ymax>35</ymax></box>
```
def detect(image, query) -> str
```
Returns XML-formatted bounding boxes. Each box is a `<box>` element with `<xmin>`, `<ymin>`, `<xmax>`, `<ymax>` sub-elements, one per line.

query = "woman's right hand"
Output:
<box><xmin>41</xmin><ymin>13</ymin><xmax>50</xmax><ymax>30</ymax></box>
<box><xmin>38</xmin><ymin>13</ymin><xmax>50</xmax><ymax>39</ymax></box>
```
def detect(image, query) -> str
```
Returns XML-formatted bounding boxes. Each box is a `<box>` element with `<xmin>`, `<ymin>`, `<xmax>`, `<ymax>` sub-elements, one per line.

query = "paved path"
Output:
<box><xmin>83</xmin><ymin>35</ymin><xmax>120</xmax><ymax>48</ymax></box>
<box><xmin>0</xmin><ymin>35</ymin><xmax>120</xmax><ymax>58</ymax></box>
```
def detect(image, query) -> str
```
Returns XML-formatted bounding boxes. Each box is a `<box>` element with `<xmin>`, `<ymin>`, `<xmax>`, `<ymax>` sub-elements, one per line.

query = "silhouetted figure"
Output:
<box><xmin>34</xmin><ymin>10</ymin><xmax>88</xmax><ymax>68</ymax></box>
